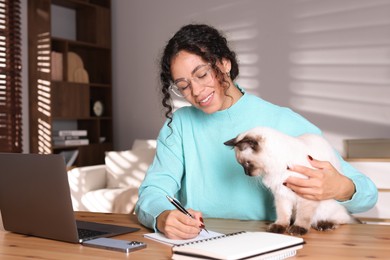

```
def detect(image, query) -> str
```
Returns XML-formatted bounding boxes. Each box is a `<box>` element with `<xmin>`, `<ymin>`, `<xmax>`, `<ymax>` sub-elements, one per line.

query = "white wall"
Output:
<box><xmin>112</xmin><ymin>0</ymin><xmax>390</xmax><ymax>155</ymax></box>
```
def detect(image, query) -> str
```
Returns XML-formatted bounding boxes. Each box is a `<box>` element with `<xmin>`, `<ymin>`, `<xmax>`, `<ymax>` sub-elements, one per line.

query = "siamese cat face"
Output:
<box><xmin>224</xmin><ymin>127</ymin><xmax>286</xmax><ymax>177</ymax></box>
<box><xmin>224</xmin><ymin>135</ymin><xmax>265</xmax><ymax>176</ymax></box>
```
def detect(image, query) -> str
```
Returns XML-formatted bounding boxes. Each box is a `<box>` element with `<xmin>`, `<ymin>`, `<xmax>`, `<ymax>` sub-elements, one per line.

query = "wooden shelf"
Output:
<box><xmin>28</xmin><ymin>0</ymin><xmax>112</xmax><ymax>167</ymax></box>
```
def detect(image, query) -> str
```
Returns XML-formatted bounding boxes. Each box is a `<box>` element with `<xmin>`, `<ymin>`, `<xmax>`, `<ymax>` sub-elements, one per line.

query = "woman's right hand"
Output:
<box><xmin>156</xmin><ymin>209</ymin><xmax>204</xmax><ymax>239</ymax></box>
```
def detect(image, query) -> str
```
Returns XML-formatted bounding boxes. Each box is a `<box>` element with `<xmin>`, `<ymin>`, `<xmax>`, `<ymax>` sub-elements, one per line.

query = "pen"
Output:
<box><xmin>166</xmin><ymin>195</ymin><xmax>208</xmax><ymax>233</ymax></box>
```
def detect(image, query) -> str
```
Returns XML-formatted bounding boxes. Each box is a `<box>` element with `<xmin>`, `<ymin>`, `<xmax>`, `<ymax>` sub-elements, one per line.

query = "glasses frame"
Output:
<box><xmin>169</xmin><ymin>63</ymin><xmax>213</xmax><ymax>98</ymax></box>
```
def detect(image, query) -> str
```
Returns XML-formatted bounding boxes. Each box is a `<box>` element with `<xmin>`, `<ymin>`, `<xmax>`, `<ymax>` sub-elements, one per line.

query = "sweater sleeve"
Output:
<box><xmin>337</xmin><ymin>155</ymin><xmax>378</xmax><ymax>213</ymax></box>
<box><xmin>135</xmin><ymin>121</ymin><xmax>184</xmax><ymax>231</ymax></box>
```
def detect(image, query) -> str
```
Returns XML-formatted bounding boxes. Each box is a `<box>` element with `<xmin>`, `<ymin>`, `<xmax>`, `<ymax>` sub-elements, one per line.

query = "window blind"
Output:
<box><xmin>0</xmin><ymin>0</ymin><xmax>22</xmax><ymax>153</ymax></box>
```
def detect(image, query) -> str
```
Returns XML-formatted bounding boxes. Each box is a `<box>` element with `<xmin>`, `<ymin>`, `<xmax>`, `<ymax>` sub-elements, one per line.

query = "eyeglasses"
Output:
<box><xmin>170</xmin><ymin>63</ymin><xmax>214</xmax><ymax>97</ymax></box>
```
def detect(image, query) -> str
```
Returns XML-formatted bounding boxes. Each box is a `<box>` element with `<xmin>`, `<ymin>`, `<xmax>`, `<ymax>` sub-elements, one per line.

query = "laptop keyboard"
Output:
<box><xmin>78</xmin><ymin>228</ymin><xmax>109</xmax><ymax>240</ymax></box>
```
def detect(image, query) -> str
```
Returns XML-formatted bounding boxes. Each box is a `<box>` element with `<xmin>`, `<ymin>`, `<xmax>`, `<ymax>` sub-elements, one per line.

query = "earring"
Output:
<box><xmin>226</xmin><ymin>71</ymin><xmax>231</xmax><ymax>78</ymax></box>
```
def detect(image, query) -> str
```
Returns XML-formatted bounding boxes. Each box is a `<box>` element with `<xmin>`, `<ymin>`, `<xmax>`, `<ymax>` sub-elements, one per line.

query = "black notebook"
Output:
<box><xmin>171</xmin><ymin>231</ymin><xmax>304</xmax><ymax>260</ymax></box>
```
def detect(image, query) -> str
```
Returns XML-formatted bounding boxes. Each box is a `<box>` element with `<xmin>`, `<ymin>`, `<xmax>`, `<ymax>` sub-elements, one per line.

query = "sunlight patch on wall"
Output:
<box><xmin>290</xmin><ymin>81</ymin><xmax>390</xmax><ymax>105</ymax></box>
<box><xmin>226</xmin><ymin>22</ymin><xmax>261</xmax><ymax>96</ymax></box>
<box><xmin>289</xmin><ymin>0</ymin><xmax>390</xmax><ymax>125</ymax></box>
<box><xmin>290</xmin><ymin>47</ymin><xmax>390</xmax><ymax>65</ymax></box>
<box><xmin>290</xmin><ymin>96</ymin><xmax>390</xmax><ymax>126</ymax></box>
<box><xmin>293</xmin><ymin>0</ymin><xmax>390</xmax><ymax>20</ymax></box>
<box><xmin>236</xmin><ymin>78</ymin><xmax>260</xmax><ymax>95</ymax></box>
<box><xmin>290</xmin><ymin>66</ymin><xmax>390</xmax><ymax>84</ymax></box>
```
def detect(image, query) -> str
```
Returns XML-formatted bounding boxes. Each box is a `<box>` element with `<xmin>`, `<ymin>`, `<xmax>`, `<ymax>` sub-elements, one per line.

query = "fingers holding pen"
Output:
<box><xmin>165</xmin><ymin>195</ymin><xmax>209</xmax><ymax>233</ymax></box>
<box><xmin>157</xmin><ymin>209</ymin><xmax>201</xmax><ymax>239</ymax></box>
<box><xmin>188</xmin><ymin>209</ymin><xmax>206</xmax><ymax>230</ymax></box>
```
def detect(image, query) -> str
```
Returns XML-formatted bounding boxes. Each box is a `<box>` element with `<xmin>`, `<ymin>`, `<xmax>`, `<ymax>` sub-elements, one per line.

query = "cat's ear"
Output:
<box><xmin>224</xmin><ymin>135</ymin><xmax>262</xmax><ymax>153</ymax></box>
<box><xmin>239</xmin><ymin>137</ymin><xmax>260</xmax><ymax>152</ymax></box>
<box><xmin>224</xmin><ymin>138</ymin><xmax>237</xmax><ymax>147</ymax></box>
<box><xmin>232</xmin><ymin>136</ymin><xmax>262</xmax><ymax>152</ymax></box>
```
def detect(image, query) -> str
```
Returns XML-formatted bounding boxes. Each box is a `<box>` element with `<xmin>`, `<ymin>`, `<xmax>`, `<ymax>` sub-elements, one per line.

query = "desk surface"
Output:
<box><xmin>0</xmin><ymin>211</ymin><xmax>389</xmax><ymax>259</ymax></box>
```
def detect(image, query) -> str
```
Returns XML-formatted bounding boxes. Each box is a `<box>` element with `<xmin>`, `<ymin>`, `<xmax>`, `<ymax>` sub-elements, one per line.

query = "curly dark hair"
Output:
<box><xmin>160</xmin><ymin>24</ymin><xmax>239</xmax><ymax>129</ymax></box>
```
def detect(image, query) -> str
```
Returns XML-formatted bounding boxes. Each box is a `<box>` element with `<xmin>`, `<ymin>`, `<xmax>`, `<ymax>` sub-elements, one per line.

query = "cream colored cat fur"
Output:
<box><xmin>224</xmin><ymin>127</ymin><xmax>358</xmax><ymax>236</ymax></box>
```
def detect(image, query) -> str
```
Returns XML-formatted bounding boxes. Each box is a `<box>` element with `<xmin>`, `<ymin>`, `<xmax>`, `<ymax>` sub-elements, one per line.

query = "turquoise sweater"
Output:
<box><xmin>135</xmin><ymin>92</ymin><xmax>378</xmax><ymax>230</ymax></box>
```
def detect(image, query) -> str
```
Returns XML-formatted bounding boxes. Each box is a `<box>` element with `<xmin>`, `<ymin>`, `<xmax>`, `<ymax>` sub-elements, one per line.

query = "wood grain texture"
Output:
<box><xmin>1</xmin><ymin>212</ymin><xmax>389</xmax><ymax>259</ymax></box>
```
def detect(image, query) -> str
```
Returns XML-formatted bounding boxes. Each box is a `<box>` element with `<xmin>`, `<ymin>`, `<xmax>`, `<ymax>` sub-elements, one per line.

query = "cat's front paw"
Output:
<box><xmin>287</xmin><ymin>225</ymin><xmax>308</xmax><ymax>236</ymax></box>
<box><xmin>314</xmin><ymin>221</ymin><xmax>337</xmax><ymax>231</ymax></box>
<box><xmin>267</xmin><ymin>223</ymin><xmax>287</xmax><ymax>234</ymax></box>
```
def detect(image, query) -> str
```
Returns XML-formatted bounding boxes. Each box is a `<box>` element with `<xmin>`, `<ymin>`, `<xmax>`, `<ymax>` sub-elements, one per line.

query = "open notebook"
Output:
<box><xmin>144</xmin><ymin>229</ymin><xmax>223</xmax><ymax>246</ymax></box>
<box><xmin>171</xmin><ymin>231</ymin><xmax>304</xmax><ymax>260</ymax></box>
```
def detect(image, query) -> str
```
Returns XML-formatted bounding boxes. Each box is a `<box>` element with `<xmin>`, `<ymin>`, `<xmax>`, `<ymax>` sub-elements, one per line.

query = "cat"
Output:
<box><xmin>224</xmin><ymin>127</ymin><xmax>358</xmax><ymax>236</ymax></box>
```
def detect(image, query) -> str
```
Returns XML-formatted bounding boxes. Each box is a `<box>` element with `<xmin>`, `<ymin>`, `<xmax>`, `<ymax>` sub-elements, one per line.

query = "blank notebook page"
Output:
<box><xmin>172</xmin><ymin>231</ymin><xmax>304</xmax><ymax>260</ymax></box>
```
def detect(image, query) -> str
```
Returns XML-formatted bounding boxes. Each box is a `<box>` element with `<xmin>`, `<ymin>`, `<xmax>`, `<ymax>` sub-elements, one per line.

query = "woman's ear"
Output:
<box><xmin>221</xmin><ymin>58</ymin><xmax>232</xmax><ymax>74</ymax></box>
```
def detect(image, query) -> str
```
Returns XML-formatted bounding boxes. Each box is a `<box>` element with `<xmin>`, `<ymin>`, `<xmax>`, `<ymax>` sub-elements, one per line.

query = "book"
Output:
<box><xmin>54</xmin><ymin>130</ymin><xmax>87</xmax><ymax>137</ymax></box>
<box><xmin>171</xmin><ymin>231</ymin><xmax>304</xmax><ymax>260</ymax></box>
<box><xmin>54</xmin><ymin>139</ymin><xmax>89</xmax><ymax>146</ymax></box>
<box><xmin>144</xmin><ymin>229</ymin><xmax>223</xmax><ymax>246</ymax></box>
<box><xmin>52</xmin><ymin>135</ymin><xmax>81</xmax><ymax>141</ymax></box>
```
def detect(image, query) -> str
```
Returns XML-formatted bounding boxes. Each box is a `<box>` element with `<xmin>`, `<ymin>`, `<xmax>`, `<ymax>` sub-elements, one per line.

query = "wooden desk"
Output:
<box><xmin>0</xmin><ymin>212</ymin><xmax>389</xmax><ymax>259</ymax></box>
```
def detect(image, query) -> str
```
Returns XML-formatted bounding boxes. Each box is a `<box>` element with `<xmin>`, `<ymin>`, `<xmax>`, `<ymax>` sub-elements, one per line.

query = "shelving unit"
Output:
<box><xmin>28</xmin><ymin>0</ymin><xmax>112</xmax><ymax>166</ymax></box>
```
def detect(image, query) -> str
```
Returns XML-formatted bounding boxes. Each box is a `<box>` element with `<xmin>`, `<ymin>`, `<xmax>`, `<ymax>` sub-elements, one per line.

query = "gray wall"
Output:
<box><xmin>20</xmin><ymin>0</ymin><xmax>390</xmax><ymax>155</ymax></box>
<box><xmin>112</xmin><ymin>0</ymin><xmax>390</xmax><ymax>155</ymax></box>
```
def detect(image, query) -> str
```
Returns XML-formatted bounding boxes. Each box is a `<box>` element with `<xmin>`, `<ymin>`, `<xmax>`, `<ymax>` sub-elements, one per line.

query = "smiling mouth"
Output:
<box><xmin>199</xmin><ymin>92</ymin><xmax>214</xmax><ymax>104</ymax></box>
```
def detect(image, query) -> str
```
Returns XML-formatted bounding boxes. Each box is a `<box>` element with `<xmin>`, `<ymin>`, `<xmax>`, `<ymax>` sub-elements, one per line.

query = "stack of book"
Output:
<box><xmin>53</xmin><ymin>130</ymin><xmax>89</xmax><ymax>146</ymax></box>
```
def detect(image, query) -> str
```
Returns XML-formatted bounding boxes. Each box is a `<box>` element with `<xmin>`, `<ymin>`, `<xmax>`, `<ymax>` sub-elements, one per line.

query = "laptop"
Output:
<box><xmin>0</xmin><ymin>153</ymin><xmax>139</xmax><ymax>243</ymax></box>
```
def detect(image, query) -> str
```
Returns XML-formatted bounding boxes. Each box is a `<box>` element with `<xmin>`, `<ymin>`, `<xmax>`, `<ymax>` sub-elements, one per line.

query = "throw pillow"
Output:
<box><xmin>105</xmin><ymin>148</ymin><xmax>155</xmax><ymax>189</ymax></box>
<box><xmin>131</xmin><ymin>139</ymin><xmax>157</xmax><ymax>151</ymax></box>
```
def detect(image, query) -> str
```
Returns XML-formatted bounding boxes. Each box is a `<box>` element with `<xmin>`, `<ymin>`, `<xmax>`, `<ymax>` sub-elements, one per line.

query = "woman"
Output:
<box><xmin>135</xmin><ymin>24</ymin><xmax>377</xmax><ymax>239</ymax></box>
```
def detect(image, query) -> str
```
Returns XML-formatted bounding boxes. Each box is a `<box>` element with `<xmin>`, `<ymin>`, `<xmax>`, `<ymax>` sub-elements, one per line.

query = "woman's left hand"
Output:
<box><xmin>284</xmin><ymin>156</ymin><xmax>355</xmax><ymax>201</ymax></box>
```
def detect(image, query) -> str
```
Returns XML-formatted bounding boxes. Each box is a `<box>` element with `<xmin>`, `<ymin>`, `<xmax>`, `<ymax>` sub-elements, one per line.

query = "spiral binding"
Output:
<box><xmin>266</xmin><ymin>249</ymin><xmax>297</xmax><ymax>260</ymax></box>
<box><xmin>175</xmin><ymin>231</ymin><xmax>246</xmax><ymax>247</ymax></box>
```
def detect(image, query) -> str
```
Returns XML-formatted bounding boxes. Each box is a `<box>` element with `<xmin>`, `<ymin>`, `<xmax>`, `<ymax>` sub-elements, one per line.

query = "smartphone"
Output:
<box><xmin>82</xmin><ymin>238</ymin><xmax>146</xmax><ymax>253</ymax></box>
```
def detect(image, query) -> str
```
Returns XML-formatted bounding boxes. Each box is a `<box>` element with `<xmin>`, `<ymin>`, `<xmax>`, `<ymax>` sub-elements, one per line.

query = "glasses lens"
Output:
<box><xmin>193</xmin><ymin>65</ymin><xmax>213</xmax><ymax>85</ymax></box>
<box><xmin>172</xmin><ymin>79</ymin><xmax>190</xmax><ymax>97</ymax></box>
<box><xmin>170</xmin><ymin>85</ymin><xmax>183</xmax><ymax>97</ymax></box>
<box><xmin>170</xmin><ymin>82</ymin><xmax>189</xmax><ymax>97</ymax></box>
<box><xmin>175</xmin><ymin>80</ymin><xmax>190</xmax><ymax>89</ymax></box>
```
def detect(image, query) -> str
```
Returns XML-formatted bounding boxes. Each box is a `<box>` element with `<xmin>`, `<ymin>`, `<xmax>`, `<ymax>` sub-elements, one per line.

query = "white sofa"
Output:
<box><xmin>67</xmin><ymin>139</ymin><xmax>156</xmax><ymax>214</ymax></box>
<box><xmin>348</xmin><ymin>160</ymin><xmax>390</xmax><ymax>223</ymax></box>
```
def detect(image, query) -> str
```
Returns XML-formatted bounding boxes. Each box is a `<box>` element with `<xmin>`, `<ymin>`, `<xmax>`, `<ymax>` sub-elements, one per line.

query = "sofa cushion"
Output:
<box><xmin>105</xmin><ymin>147</ymin><xmax>155</xmax><ymax>189</ymax></box>
<box><xmin>132</xmin><ymin>139</ymin><xmax>157</xmax><ymax>151</ymax></box>
<box><xmin>82</xmin><ymin>188</ymin><xmax>129</xmax><ymax>213</ymax></box>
